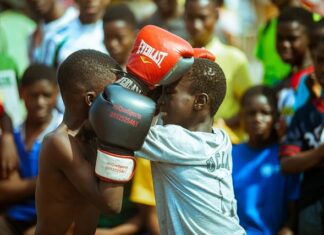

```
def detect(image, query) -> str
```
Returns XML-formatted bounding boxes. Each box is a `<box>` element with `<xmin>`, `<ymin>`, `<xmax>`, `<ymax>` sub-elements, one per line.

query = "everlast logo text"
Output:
<box><xmin>136</xmin><ymin>40</ymin><xmax>168</xmax><ymax>68</ymax></box>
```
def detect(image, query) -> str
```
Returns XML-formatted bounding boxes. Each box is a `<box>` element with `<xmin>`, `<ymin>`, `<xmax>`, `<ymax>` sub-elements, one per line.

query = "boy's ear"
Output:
<box><xmin>85</xmin><ymin>91</ymin><xmax>96</xmax><ymax>106</ymax></box>
<box><xmin>194</xmin><ymin>93</ymin><xmax>209</xmax><ymax>111</ymax></box>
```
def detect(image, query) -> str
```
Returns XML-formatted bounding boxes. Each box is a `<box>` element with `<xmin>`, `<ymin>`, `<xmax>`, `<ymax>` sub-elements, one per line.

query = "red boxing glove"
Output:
<box><xmin>121</xmin><ymin>25</ymin><xmax>194</xmax><ymax>94</ymax></box>
<box><xmin>193</xmin><ymin>48</ymin><xmax>216</xmax><ymax>61</ymax></box>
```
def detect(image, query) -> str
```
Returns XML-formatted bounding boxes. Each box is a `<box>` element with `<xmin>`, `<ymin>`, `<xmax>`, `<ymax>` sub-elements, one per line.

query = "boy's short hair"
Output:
<box><xmin>278</xmin><ymin>7</ymin><xmax>313</xmax><ymax>35</ymax></box>
<box><xmin>103</xmin><ymin>3</ymin><xmax>137</xmax><ymax>28</ymax></box>
<box><xmin>240</xmin><ymin>85</ymin><xmax>278</xmax><ymax>118</ymax></box>
<box><xmin>188</xmin><ymin>58</ymin><xmax>226</xmax><ymax>116</ymax></box>
<box><xmin>57</xmin><ymin>49</ymin><xmax>121</xmax><ymax>96</ymax></box>
<box><xmin>21</xmin><ymin>63</ymin><xmax>57</xmax><ymax>87</ymax></box>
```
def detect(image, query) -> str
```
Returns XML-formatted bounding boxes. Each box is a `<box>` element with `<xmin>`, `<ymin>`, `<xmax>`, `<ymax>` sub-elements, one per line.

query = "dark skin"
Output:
<box><xmin>184</xmin><ymin>0</ymin><xmax>244</xmax><ymax>130</ymax></box>
<box><xmin>25</xmin><ymin>0</ymin><xmax>66</xmax><ymax>23</ymax></box>
<box><xmin>159</xmin><ymin>70</ymin><xmax>212</xmax><ymax>132</ymax></box>
<box><xmin>77</xmin><ymin>0</ymin><xmax>110</xmax><ymax>24</ymax></box>
<box><xmin>242</xmin><ymin>95</ymin><xmax>277</xmax><ymax>149</ymax></box>
<box><xmin>276</xmin><ymin>21</ymin><xmax>312</xmax><ymax>74</ymax></box>
<box><xmin>280</xmin><ymin>43</ymin><xmax>324</xmax><ymax>174</ymax></box>
<box><xmin>184</xmin><ymin>0</ymin><xmax>218</xmax><ymax>49</ymax></box>
<box><xmin>103</xmin><ymin>20</ymin><xmax>136</xmax><ymax>69</ymax></box>
<box><xmin>0</xmin><ymin>80</ymin><xmax>58</xmax><ymax>207</ymax></box>
<box><xmin>242</xmin><ymin>94</ymin><xmax>296</xmax><ymax>235</ymax></box>
<box><xmin>35</xmin><ymin>79</ymin><xmax>124</xmax><ymax>235</ymax></box>
<box><xmin>0</xmin><ymin>111</ymin><xmax>18</xmax><ymax>179</ymax></box>
<box><xmin>153</xmin><ymin>0</ymin><xmax>178</xmax><ymax>19</ymax></box>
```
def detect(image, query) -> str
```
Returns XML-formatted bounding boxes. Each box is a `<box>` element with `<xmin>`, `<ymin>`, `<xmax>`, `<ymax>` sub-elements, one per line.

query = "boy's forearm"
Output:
<box><xmin>98</xmin><ymin>181</ymin><xmax>124</xmax><ymax>215</ymax></box>
<box><xmin>0</xmin><ymin>112</ymin><xmax>13</xmax><ymax>133</ymax></box>
<box><xmin>281</xmin><ymin>146</ymin><xmax>324</xmax><ymax>174</ymax></box>
<box><xmin>0</xmin><ymin>177</ymin><xmax>36</xmax><ymax>205</ymax></box>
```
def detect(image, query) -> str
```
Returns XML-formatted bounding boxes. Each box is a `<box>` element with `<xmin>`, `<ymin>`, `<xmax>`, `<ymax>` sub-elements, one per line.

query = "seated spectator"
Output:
<box><xmin>274</xmin><ymin>6</ymin><xmax>317</xmax><ymax>138</ymax></box>
<box><xmin>0</xmin><ymin>63</ymin><xmax>61</xmax><ymax>235</ymax></box>
<box><xmin>233</xmin><ymin>85</ymin><xmax>300</xmax><ymax>235</ymax></box>
<box><xmin>279</xmin><ymin>38</ymin><xmax>324</xmax><ymax>235</ymax></box>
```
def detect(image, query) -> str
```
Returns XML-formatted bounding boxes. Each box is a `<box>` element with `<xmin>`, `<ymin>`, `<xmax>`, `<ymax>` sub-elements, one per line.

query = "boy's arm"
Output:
<box><xmin>0</xmin><ymin>169</ymin><xmax>36</xmax><ymax>205</ymax></box>
<box><xmin>139</xmin><ymin>204</ymin><xmax>160</xmax><ymax>235</ymax></box>
<box><xmin>280</xmin><ymin>144</ymin><xmax>324</xmax><ymax>174</ymax></box>
<box><xmin>280</xmin><ymin>106</ymin><xmax>324</xmax><ymax>174</ymax></box>
<box><xmin>0</xmin><ymin>111</ymin><xmax>19</xmax><ymax>178</ymax></box>
<box><xmin>277</xmin><ymin>200</ymin><xmax>298</xmax><ymax>235</ymax></box>
<box><xmin>42</xmin><ymin>134</ymin><xmax>124</xmax><ymax>215</ymax></box>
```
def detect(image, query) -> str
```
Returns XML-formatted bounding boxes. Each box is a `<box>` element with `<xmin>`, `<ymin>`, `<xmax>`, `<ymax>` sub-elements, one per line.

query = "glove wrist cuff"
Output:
<box><xmin>115</xmin><ymin>73</ymin><xmax>150</xmax><ymax>95</ymax></box>
<box><xmin>95</xmin><ymin>149</ymin><xmax>136</xmax><ymax>183</ymax></box>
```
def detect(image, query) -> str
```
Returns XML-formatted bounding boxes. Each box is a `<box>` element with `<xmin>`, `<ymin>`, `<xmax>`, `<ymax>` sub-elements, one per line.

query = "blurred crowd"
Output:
<box><xmin>0</xmin><ymin>0</ymin><xmax>324</xmax><ymax>234</ymax></box>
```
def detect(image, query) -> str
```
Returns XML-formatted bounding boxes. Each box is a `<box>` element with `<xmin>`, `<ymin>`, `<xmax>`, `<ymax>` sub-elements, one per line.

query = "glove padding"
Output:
<box><xmin>122</xmin><ymin>25</ymin><xmax>194</xmax><ymax>94</ymax></box>
<box><xmin>89</xmin><ymin>84</ymin><xmax>156</xmax><ymax>183</ymax></box>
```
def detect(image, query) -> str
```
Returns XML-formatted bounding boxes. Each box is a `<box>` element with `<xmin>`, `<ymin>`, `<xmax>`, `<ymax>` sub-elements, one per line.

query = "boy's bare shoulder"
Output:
<box><xmin>40</xmin><ymin>125</ymin><xmax>76</xmax><ymax>166</ymax></box>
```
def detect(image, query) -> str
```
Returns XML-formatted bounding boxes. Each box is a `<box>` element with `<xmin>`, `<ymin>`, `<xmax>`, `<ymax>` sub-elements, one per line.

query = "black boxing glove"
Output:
<box><xmin>89</xmin><ymin>84</ymin><xmax>156</xmax><ymax>183</ymax></box>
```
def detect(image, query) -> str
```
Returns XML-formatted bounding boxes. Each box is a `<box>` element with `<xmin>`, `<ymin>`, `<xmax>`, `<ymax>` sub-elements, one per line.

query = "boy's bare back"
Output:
<box><xmin>35</xmin><ymin>123</ymin><xmax>101</xmax><ymax>235</ymax></box>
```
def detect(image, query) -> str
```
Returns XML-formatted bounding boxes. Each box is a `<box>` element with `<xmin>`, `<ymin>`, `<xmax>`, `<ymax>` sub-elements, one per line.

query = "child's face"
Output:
<box><xmin>276</xmin><ymin>21</ymin><xmax>309</xmax><ymax>66</ymax></box>
<box><xmin>184</xmin><ymin>0</ymin><xmax>217</xmax><ymax>47</ymax></box>
<box><xmin>312</xmin><ymin>43</ymin><xmax>324</xmax><ymax>89</ymax></box>
<box><xmin>104</xmin><ymin>20</ymin><xmax>136</xmax><ymax>66</ymax></box>
<box><xmin>21</xmin><ymin>80</ymin><xmax>58</xmax><ymax>123</ymax></box>
<box><xmin>77</xmin><ymin>0</ymin><xmax>110</xmax><ymax>18</ymax></box>
<box><xmin>158</xmin><ymin>75</ymin><xmax>195</xmax><ymax>128</ymax></box>
<box><xmin>242</xmin><ymin>94</ymin><xmax>275</xmax><ymax>142</ymax></box>
<box><xmin>25</xmin><ymin>0</ymin><xmax>55</xmax><ymax>17</ymax></box>
<box><xmin>154</xmin><ymin>0</ymin><xmax>178</xmax><ymax>17</ymax></box>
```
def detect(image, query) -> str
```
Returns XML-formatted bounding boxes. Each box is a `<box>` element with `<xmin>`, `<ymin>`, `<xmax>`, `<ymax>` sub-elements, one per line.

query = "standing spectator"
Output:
<box><xmin>27</xmin><ymin>0</ymin><xmax>78</xmax><ymax>65</ymax></box>
<box><xmin>140</xmin><ymin>0</ymin><xmax>188</xmax><ymax>40</ymax></box>
<box><xmin>47</xmin><ymin>0</ymin><xmax>110</xmax><ymax>67</ymax></box>
<box><xmin>184</xmin><ymin>0</ymin><xmax>253</xmax><ymax>140</ymax></box>
<box><xmin>255</xmin><ymin>0</ymin><xmax>300</xmax><ymax>87</ymax></box>
<box><xmin>274</xmin><ymin>7</ymin><xmax>316</xmax><ymax>138</ymax></box>
<box><xmin>280</xmin><ymin>39</ymin><xmax>324</xmax><ymax>235</ymax></box>
<box><xmin>233</xmin><ymin>85</ymin><xmax>299</xmax><ymax>235</ymax></box>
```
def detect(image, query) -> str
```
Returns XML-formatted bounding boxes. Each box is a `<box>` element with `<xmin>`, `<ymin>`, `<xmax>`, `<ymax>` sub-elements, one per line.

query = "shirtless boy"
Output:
<box><xmin>35</xmin><ymin>49</ymin><xmax>124</xmax><ymax>235</ymax></box>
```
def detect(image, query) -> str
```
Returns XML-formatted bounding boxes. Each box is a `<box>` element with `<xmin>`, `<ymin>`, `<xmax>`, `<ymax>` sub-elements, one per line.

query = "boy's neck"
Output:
<box><xmin>186</xmin><ymin>118</ymin><xmax>213</xmax><ymax>133</ymax></box>
<box><xmin>79</xmin><ymin>13</ymin><xmax>103</xmax><ymax>25</ymax></box>
<box><xmin>247</xmin><ymin>136</ymin><xmax>276</xmax><ymax>149</ymax></box>
<box><xmin>63</xmin><ymin>111</ymin><xmax>87</xmax><ymax>132</ymax></box>
<box><xmin>291</xmin><ymin>50</ymin><xmax>313</xmax><ymax>73</ymax></box>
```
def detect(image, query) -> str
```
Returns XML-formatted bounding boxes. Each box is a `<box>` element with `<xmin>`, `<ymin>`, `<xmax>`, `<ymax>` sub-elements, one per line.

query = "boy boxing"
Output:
<box><xmin>135</xmin><ymin>58</ymin><xmax>245</xmax><ymax>234</ymax></box>
<box><xmin>35</xmin><ymin>50</ymin><xmax>125</xmax><ymax>235</ymax></box>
